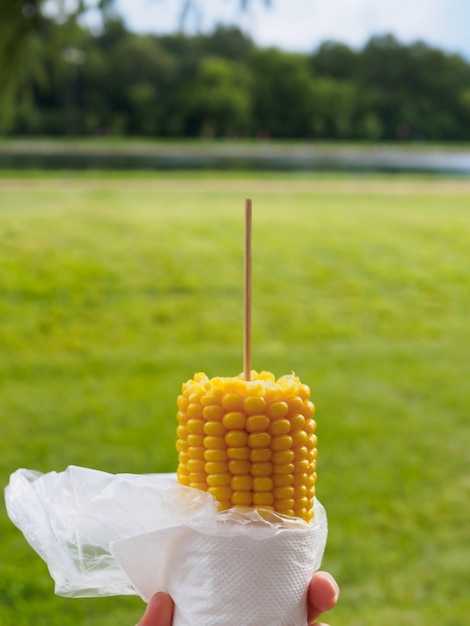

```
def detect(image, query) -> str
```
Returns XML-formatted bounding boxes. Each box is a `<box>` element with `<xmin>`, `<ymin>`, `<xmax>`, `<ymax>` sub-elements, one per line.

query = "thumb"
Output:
<box><xmin>136</xmin><ymin>592</ymin><xmax>174</xmax><ymax>626</ymax></box>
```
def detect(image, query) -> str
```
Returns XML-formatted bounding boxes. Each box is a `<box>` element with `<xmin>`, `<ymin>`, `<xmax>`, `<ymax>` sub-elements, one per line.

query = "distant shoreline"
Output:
<box><xmin>1</xmin><ymin>139</ymin><xmax>470</xmax><ymax>173</ymax></box>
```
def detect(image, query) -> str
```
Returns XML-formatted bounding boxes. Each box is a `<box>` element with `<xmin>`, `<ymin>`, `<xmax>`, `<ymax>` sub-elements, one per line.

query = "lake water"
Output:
<box><xmin>1</xmin><ymin>143</ymin><xmax>470</xmax><ymax>173</ymax></box>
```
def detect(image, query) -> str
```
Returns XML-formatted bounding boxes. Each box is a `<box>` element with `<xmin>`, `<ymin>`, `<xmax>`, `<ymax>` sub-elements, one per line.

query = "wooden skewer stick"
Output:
<box><xmin>244</xmin><ymin>198</ymin><xmax>252</xmax><ymax>381</ymax></box>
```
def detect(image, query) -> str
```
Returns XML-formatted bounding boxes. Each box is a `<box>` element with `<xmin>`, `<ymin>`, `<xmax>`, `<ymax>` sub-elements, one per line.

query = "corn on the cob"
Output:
<box><xmin>176</xmin><ymin>370</ymin><xmax>317</xmax><ymax>523</ymax></box>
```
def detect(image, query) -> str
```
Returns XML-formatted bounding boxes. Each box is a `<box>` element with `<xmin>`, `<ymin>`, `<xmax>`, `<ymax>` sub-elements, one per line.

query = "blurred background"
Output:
<box><xmin>2</xmin><ymin>0</ymin><xmax>470</xmax><ymax>168</ymax></box>
<box><xmin>1</xmin><ymin>2</ymin><xmax>469</xmax><ymax>626</ymax></box>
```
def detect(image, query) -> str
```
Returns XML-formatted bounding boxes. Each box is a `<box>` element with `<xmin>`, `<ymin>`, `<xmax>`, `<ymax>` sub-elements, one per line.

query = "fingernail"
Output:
<box><xmin>324</xmin><ymin>572</ymin><xmax>340</xmax><ymax>602</ymax></box>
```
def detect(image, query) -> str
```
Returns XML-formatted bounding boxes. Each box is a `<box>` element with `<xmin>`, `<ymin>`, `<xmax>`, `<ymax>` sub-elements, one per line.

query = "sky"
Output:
<box><xmin>111</xmin><ymin>0</ymin><xmax>470</xmax><ymax>59</ymax></box>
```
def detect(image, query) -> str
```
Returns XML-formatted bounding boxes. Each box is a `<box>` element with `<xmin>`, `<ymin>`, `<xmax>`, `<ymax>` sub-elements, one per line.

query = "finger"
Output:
<box><xmin>136</xmin><ymin>592</ymin><xmax>175</xmax><ymax>626</ymax></box>
<box><xmin>307</xmin><ymin>571</ymin><xmax>339</xmax><ymax>625</ymax></box>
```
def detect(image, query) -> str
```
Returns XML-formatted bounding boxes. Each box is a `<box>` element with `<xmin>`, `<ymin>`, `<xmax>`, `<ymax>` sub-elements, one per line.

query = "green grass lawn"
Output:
<box><xmin>1</xmin><ymin>172</ymin><xmax>469</xmax><ymax>626</ymax></box>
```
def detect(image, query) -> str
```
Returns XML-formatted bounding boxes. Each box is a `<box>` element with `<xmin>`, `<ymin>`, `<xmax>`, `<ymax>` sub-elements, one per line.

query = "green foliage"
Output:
<box><xmin>185</xmin><ymin>56</ymin><xmax>252</xmax><ymax>136</ymax></box>
<box><xmin>2</xmin><ymin>6</ymin><xmax>470</xmax><ymax>140</ymax></box>
<box><xmin>1</xmin><ymin>172</ymin><xmax>469</xmax><ymax>625</ymax></box>
<box><xmin>249</xmin><ymin>49</ymin><xmax>315</xmax><ymax>138</ymax></box>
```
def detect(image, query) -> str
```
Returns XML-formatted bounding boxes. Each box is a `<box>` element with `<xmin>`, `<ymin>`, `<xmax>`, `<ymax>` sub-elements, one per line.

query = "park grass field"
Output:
<box><xmin>0</xmin><ymin>171</ymin><xmax>469</xmax><ymax>626</ymax></box>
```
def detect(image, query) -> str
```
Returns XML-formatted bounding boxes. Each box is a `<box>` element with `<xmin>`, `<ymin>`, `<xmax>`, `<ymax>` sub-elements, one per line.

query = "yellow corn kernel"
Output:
<box><xmin>189</xmin><ymin>472</ymin><xmax>207</xmax><ymax>484</ymax></box>
<box><xmin>294</xmin><ymin>471</ymin><xmax>310</xmax><ymax>487</ymax></box>
<box><xmin>176</xmin><ymin>425</ymin><xmax>188</xmax><ymax>440</ymax></box>
<box><xmin>294</xmin><ymin>484</ymin><xmax>308</xmax><ymax>498</ymax></box>
<box><xmin>290</xmin><ymin>414</ymin><xmax>306</xmax><ymax>430</ymax></box>
<box><xmin>227</xmin><ymin>446</ymin><xmax>250</xmax><ymax>460</ymax></box>
<box><xmin>204</xmin><ymin>421</ymin><xmax>226</xmax><ymax>436</ymax></box>
<box><xmin>273</xmin><ymin>463</ymin><xmax>295</xmax><ymax>475</ymax></box>
<box><xmin>292</xmin><ymin>430</ymin><xmax>309</xmax><ymax>447</ymax></box>
<box><xmin>272</xmin><ymin>435</ymin><xmax>293</xmax><ymax>451</ymax></box>
<box><xmin>298</xmin><ymin>384</ymin><xmax>310</xmax><ymax>400</ymax></box>
<box><xmin>176</xmin><ymin>469</ymin><xmax>188</xmax><ymax>484</ymax></box>
<box><xmin>177</xmin><ymin>395</ymin><xmax>188</xmax><ymax>411</ymax></box>
<box><xmin>250</xmin><ymin>448</ymin><xmax>271</xmax><ymax>462</ymax></box>
<box><xmin>253</xmin><ymin>477</ymin><xmax>273</xmax><ymax>491</ymax></box>
<box><xmin>306</xmin><ymin>473</ymin><xmax>316</xmax><ymax>489</ymax></box>
<box><xmin>295</xmin><ymin>496</ymin><xmax>310</xmax><ymax>511</ymax></box>
<box><xmin>231</xmin><ymin>475</ymin><xmax>252</xmax><ymax>491</ymax></box>
<box><xmin>273</xmin><ymin>486</ymin><xmax>295</xmax><ymax>500</ymax></box>
<box><xmin>205</xmin><ymin>461</ymin><xmax>229</xmax><ymax>474</ymax></box>
<box><xmin>246</xmin><ymin>414</ymin><xmax>270</xmax><ymax>432</ymax></box>
<box><xmin>253</xmin><ymin>492</ymin><xmax>274</xmax><ymax>506</ymax></box>
<box><xmin>187</xmin><ymin>403</ymin><xmax>204</xmax><ymax>419</ymax></box>
<box><xmin>279</xmin><ymin>508</ymin><xmax>295</xmax><ymax>516</ymax></box>
<box><xmin>275</xmin><ymin>498</ymin><xmax>295</xmax><ymax>511</ymax></box>
<box><xmin>207</xmin><ymin>474</ymin><xmax>231</xmax><ymax>487</ymax></box>
<box><xmin>267</xmin><ymin>401</ymin><xmax>289</xmax><ymax>419</ymax></box>
<box><xmin>187</xmin><ymin>459</ymin><xmax>205</xmax><ymax>473</ymax></box>
<box><xmin>176</xmin><ymin>411</ymin><xmax>188</xmax><ymax>425</ymax></box>
<box><xmin>272</xmin><ymin>473</ymin><xmax>294</xmax><ymax>487</ymax></box>
<box><xmin>243</xmin><ymin>396</ymin><xmax>266</xmax><ymax>415</ymax></box>
<box><xmin>176</xmin><ymin>371</ymin><xmax>318</xmax><ymax>523</ymax></box>
<box><xmin>203</xmin><ymin>405</ymin><xmax>224</xmax><ymax>421</ymax></box>
<box><xmin>307</xmin><ymin>432</ymin><xmax>318</xmax><ymax>447</ymax></box>
<box><xmin>189</xmin><ymin>482</ymin><xmax>207</xmax><ymax>490</ymax></box>
<box><xmin>221</xmin><ymin>394</ymin><xmax>244</xmax><ymax>411</ymax></box>
<box><xmin>301</xmin><ymin>401</ymin><xmax>315</xmax><ymax>419</ymax></box>
<box><xmin>204</xmin><ymin>449</ymin><xmax>228</xmax><ymax>462</ymax></box>
<box><xmin>296</xmin><ymin>507</ymin><xmax>309</xmax><ymax>521</ymax></box>
<box><xmin>176</xmin><ymin>439</ymin><xmax>188</xmax><ymax>453</ymax></box>
<box><xmin>294</xmin><ymin>460</ymin><xmax>310</xmax><ymax>474</ymax></box>
<box><xmin>186</xmin><ymin>419</ymin><xmax>205</xmax><ymax>435</ymax></box>
<box><xmin>269</xmin><ymin>419</ymin><xmax>291</xmax><ymax>436</ymax></box>
<box><xmin>186</xmin><ymin>434</ymin><xmax>203</xmax><ymax>447</ymax></box>
<box><xmin>286</xmin><ymin>396</ymin><xmax>303</xmax><ymax>414</ymax></box>
<box><xmin>272</xmin><ymin>450</ymin><xmax>295</xmax><ymax>464</ymax></box>
<box><xmin>188</xmin><ymin>388</ymin><xmax>204</xmax><ymax>403</ymax></box>
<box><xmin>208</xmin><ymin>486</ymin><xmax>233</xmax><ymax>502</ymax></box>
<box><xmin>203</xmin><ymin>436</ymin><xmax>226</xmax><ymax>449</ymax></box>
<box><xmin>232</xmin><ymin>491</ymin><xmax>253</xmax><ymax>506</ymax></box>
<box><xmin>223</xmin><ymin>411</ymin><xmax>246</xmax><ymax>430</ymax></box>
<box><xmin>225</xmin><ymin>431</ymin><xmax>248</xmax><ymax>447</ymax></box>
<box><xmin>248</xmin><ymin>432</ymin><xmax>271</xmax><ymax>449</ymax></box>
<box><xmin>187</xmin><ymin>446</ymin><xmax>205</xmax><ymax>460</ymax></box>
<box><xmin>257</xmin><ymin>370</ymin><xmax>275</xmax><ymax>382</ymax></box>
<box><xmin>229</xmin><ymin>459</ymin><xmax>251</xmax><ymax>474</ymax></box>
<box><xmin>251</xmin><ymin>462</ymin><xmax>273</xmax><ymax>477</ymax></box>
<box><xmin>201</xmin><ymin>389</ymin><xmax>224</xmax><ymax>406</ymax></box>
<box><xmin>178</xmin><ymin>452</ymin><xmax>188</xmax><ymax>465</ymax></box>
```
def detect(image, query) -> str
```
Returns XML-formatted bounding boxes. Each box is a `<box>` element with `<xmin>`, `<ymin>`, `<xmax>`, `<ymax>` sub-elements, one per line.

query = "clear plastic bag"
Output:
<box><xmin>5</xmin><ymin>465</ymin><xmax>328</xmax><ymax>626</ymax></box>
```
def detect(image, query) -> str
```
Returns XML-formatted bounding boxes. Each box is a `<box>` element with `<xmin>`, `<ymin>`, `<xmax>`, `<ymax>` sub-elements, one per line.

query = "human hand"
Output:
<box><xmin>135</xmin><ymin>570</ymin><xmax>339</xmax><ymax>626</ymax></box>
<box><xmin>307</xmin><ymin>571</ymin><xmax>339</xmax><ymax>625</ymax></box>
<box><xmin>135</xmin><ymin>591</ymin><xmax>174</xmax><ymax>626</ymax></box>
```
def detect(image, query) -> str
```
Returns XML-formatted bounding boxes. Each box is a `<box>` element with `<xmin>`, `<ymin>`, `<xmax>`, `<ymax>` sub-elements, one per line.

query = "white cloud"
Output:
<box><xmin>115</xmin><ymin>0</ymin><xmax>470</xmax><ymax>58</ymax></box>
<box><xmin>247</xmin><ymin>0</ymin><xmax>458</xmax><ymax>52</ymax></box>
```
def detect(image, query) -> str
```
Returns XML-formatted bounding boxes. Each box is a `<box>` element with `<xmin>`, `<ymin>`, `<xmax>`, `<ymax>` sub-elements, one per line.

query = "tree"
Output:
<box><xmin>95</xmin><ymin>27</ymin><xmax>179</xmax><ymax>135</ymax></box>
<box><xmin>311</xmin><ymin>41</ymin><xmax>357</xmax><ymax>80</ymax></box>
<box><xmin>249</xmin><ymin>48</ymin><xmax>315</xmax><ymax>138</ymax></box>
<box><xmin>201</xmin><ymin>25</ymin><xmax>254</xmax><ymax>62</ymax></box>
<box><xmin>357</xmin><ymin>34</ymin><xmax>470</xmax><ymax>140</ymax></box>
<box><xmin>310</xmin><ymin>78</ymin><xmax>358</xmax><ymax>139</ymax></box>
<box><xmin>184</xmin><ymin>56</ymin><xmax>252</xmax><ymax>136</ymax></box>
<box><xmin>0</xmin><ymin>1</ymin><xmax>111</xmax><ymax>132</ymax></box>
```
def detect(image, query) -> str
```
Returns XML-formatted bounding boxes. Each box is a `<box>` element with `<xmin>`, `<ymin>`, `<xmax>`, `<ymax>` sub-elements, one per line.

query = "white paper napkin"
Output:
<box><xmin>112</xmin><ymin>504</ymin><xmax>327</xmax><ymax>626</ymax></box>
<box><xmin>5</xmin><ymin>466</ymin><xmax>328</xmax><ymax>625</ymax></box>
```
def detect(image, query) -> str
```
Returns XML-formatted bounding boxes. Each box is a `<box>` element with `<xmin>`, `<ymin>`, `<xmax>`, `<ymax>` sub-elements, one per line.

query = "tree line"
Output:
<box><xmin>2</xmin><ymin>17</ymin><xmax>470</xmax><ymax>141</ymax></box>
